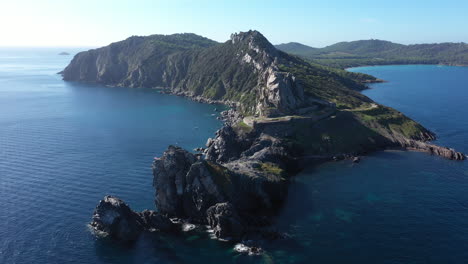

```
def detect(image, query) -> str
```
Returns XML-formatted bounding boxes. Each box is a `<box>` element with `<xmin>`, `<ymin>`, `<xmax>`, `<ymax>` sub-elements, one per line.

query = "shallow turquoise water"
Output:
<box><xmin>1</xmin><ymin>51</ymin><xmax>467</xmax><ymax>264</ymax></box>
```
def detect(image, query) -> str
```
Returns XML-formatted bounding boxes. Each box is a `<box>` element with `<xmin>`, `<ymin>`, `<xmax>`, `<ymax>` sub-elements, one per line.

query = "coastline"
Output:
<box><xmin>59</xmin><ymin>33</ymin><xmax>466</xmax><ymax>253</ymax></box>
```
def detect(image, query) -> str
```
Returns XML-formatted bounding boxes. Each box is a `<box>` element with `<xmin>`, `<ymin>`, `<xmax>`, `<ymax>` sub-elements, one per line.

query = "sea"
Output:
<box><xmin>0</xmin><ymin>49</ymin><xmax>467</xmax><ymax>264</ymax></box>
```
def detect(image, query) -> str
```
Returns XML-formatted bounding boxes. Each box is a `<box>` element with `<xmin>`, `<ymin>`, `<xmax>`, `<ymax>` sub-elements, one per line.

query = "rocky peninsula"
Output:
<box><xmin>63</xmin><ymin>31</ymin><xmax>465</xmax><ymax>249</ymax></box>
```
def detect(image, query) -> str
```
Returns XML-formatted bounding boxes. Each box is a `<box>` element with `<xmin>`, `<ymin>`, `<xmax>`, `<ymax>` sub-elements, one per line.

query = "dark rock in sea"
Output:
<box><xmin>58</xmin><ymin>52</ymin><xmax>70</xmax><ymax>56</ymax></box>
<box><xmin>234</xmin><ymin>243</ymin><xmax>264</xmax><ymax>255</ymax></box>
<box><xmin>90</xmin><ymin>196</ymin><xmax>144</xmax><ymax>241</ymax></box>
<box><xmin>207</xmin><ymin>202</ymin><xmax>245</xmax><ymax>241</ymax></box>
<box><xmin>138</xmin><ymin>210</ymin><xmax>174</xmax><ymax>232</ymax></box>
<box><xmin>91</xmin><ymin>196</ymin><xmax>176</xmax><ymax>241</ymax></box>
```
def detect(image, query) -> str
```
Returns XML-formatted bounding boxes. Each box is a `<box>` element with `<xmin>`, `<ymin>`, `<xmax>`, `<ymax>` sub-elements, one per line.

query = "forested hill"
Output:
<box><xmin>276</xmin><ymin>39</ymin><xmax>468</xmax><ymax>68</ymax></box>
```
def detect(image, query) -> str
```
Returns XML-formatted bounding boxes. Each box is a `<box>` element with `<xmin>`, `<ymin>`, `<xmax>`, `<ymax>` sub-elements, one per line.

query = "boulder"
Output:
<box><xmin>90</xmin><ymin>196</ymin><xmax>144</xmax><ymax>241</ymax></box>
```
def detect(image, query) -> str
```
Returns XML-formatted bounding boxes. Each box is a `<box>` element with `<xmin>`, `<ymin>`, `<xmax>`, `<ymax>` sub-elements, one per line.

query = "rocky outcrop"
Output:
<box><xmin>138</xmin><ymin>210</ymin><xmax>175</xmax><ymax>231</ymax></box>
<box><xmin>206</xmin><ymin>202</ymin><xmax>245</xmax><ymax>240</ymax></box>
<box><xmin>91</xmin><ymin>196</ymin><xmax>144</xmax><ymax>241</ymax></box>
<box><xmin>148</xmin><ymin>143</ymin><xmax>290</xmax><ymax>241</ymax></box>
<box><xmin>205</xmin><ymin>126</ymin><xmax>250</xmax><ymax>163</ymax></box>
<box><xmin>90</xmin><ymin>196</ymin><xmax>176</xmax><ymax>241</ymax></box>
<box><xmin>152</xmin><ymin>145</ymin><xmax>198</xmax><ymax>216</ymax></box>
<box><xmin>152</xmin><ymin>146</ymin><xmax>230</xmax><ymax>222</ymax></box>
<box><xmin>403</xmin><ymin>140</ymin><xmax>466</xmax><ymax>160</ymax></box>
<box><xmin>231</xmin><ymin>31</ymin><xmax>306</xmax><ymax>116</ymax></box>
<box><xmin>258</xmin><ymin>69</ymin><xmax>305</xmax><ymax>117</ymax></box>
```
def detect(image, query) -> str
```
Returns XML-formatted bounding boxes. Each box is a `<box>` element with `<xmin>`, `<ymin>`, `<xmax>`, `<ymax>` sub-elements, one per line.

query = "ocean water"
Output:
<box><xmin>1</xmin><ymin>50</ymin><xmax>467</xmax><ymax>264</ymax></box>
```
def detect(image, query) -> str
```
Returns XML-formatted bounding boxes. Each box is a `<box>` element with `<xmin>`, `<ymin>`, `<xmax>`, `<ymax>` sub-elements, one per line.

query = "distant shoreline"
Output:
<box><xmin>346</xmin><ymin>63</ymin><xmax>468</xmax><ymax>71</ymax></box>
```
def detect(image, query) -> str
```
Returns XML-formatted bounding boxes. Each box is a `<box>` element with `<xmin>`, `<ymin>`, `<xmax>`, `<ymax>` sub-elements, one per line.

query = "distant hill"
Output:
<box><xmin>275</xmin><ymin>42</ymin><xmax>317</xmax><ymax>54</ymax></box>
<box><xmin>276</xmin><ymin>39</ymin><xmax>468</xmax><ymax>68</ymax></box>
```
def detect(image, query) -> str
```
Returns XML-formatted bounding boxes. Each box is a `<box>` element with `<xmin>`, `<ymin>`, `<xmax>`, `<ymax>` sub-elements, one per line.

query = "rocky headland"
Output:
<box><xmin>63</xmin><ymin>31</ymin><xmax>465</xmax><ymax>249</ymax></box>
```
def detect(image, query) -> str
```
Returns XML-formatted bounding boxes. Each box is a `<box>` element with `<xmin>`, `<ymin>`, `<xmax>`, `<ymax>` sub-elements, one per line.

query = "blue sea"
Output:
<box><xmin>0</xmin><ymin>49</ymin><xmax>467</xmax><ymax>264</ymax></box>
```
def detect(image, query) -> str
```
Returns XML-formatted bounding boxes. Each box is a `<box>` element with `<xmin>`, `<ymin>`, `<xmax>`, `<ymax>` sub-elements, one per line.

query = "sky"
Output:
<box><xmin>1</xmin><ymin>0</ymin><xmax>468</xmax><ymax>47</ymax></box>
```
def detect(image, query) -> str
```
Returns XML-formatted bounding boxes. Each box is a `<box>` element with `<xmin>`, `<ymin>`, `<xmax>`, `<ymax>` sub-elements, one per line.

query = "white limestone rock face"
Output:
<box><xmin>232</xmin><ymin>30</ymin><xmax>306</xmax><ymax>116</ymax></box>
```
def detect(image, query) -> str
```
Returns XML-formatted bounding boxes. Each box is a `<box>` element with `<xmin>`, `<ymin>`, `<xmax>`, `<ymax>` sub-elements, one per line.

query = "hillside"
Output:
<box><xmin>62</xmin><ymin>31</ymin><xmax>378</xmax><ymax>115</ymax></box>
<box><xmin>61</xmin><ymin>30</ymin><xmax>458</xmax><ymax>161</ymax></box>
<box><xmin>276</xmin><ymin>40</ymin><xmax>468</xmax><ymax>68</ymax></box>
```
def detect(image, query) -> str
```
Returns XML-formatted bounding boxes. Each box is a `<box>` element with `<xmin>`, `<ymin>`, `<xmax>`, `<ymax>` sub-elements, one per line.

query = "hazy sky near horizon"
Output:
<box><xmin>1</xmin><ymin>0</ymin><xmax>468</xmax><ymax>47</ymax></box>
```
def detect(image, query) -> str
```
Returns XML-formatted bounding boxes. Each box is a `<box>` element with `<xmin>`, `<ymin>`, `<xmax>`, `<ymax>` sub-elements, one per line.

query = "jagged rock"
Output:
<box><xmin>205</xmin><ymin>126</ymin><xmax>248</xmax><ymax>163</ymax></box>
<box><xmin>257</xmin><ymin>68</ymin><xmax>305</xmax><ymax>116</ymax></box>
<box><xmin>153</xmin><ymin>146</ymin><xmax>227</xmax><ymax>222</ymax></box>
<box><xmin>403</xmin><ymin>140</ymin><xmax>466</xmax><ymax>160</ymax></box>
<box><xmin>90</xmin><ymin>196</ymin><xmax>144</xmax><ymax>241</ymax></box>
<box><xmin>207</xmin><ymin>202</ymin><xmax>245</xmax><ymax>241</ymax></box>
<box><xmin>152</xmin><ymin>145</ymin><xmax>197</xmax><ymax>216</ymax></box>
<box><xmin>138</xmin><ymin>210</ymin><xmax>174</xmax><ymax>232</ymax></box>
<box><xmin>90</xmin><ymin>196</ymin><xmax>175</xmax><ymax>241</ymax></box>
<box><xmin>183</xmin><ymin>161</ymin><xmax>226</xmax><ymax>222</ymax></box>
<box><xmin>241</xmin><ymin>134</ymin><xmax>291</xmax><ymax>165</ymax></box>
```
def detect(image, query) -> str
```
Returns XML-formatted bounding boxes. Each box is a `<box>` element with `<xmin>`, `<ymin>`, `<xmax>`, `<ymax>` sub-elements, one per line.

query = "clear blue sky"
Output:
<box><xmin>1</xmin><ymin>0</ymin><xmax>468</xmax><ymax>47</ymax></box>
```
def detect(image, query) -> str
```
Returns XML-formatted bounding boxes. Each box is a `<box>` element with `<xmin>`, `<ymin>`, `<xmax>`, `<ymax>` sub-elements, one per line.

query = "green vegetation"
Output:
<box><xmin>276</xmin><ymin>39</ymin><xmax>468</xmax><ymax>68</ymax></box>
<box><xmin>257</xmin><ymin>162</ymin><xmax>285</xmax><ymax>179</ymax></box>
<box><xmin>234</xmin><ymin>120</ymin><xmax>253</xmax><ymax>134</ymax></box>
<box><xmin>277</xmin><ymin>56</ymin><xmax>374</xmax><ymax>109</ymax></box>
<box><xmin>287</xmin><ymin>105</ymin><xmax>431</xmax><ymax>155</ymax></box>
<box><xmin>354</xmin><ymin>106</ymin><xmax>428</xmax><ymax>139</ymax></box>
